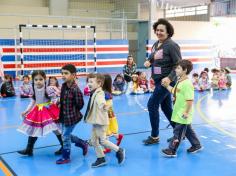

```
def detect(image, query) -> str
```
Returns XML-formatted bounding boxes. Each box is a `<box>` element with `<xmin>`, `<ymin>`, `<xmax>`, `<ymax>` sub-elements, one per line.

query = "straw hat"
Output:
<box><xmin>224</xmin><ymin>67</ymin><xmax>231</xmax><ymax>73</ymax></box>
<box><xmin>211</xmin><ymin>68</ymin><xmax>220</xmax><ymax>73</ymax></box>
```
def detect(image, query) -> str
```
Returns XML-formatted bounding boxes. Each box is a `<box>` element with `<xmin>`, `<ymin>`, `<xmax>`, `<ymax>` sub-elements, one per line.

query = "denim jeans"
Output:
<box><xmin>147</xmin><ymin>80</ymin><xmax>175</xmax><ymax>137</ymax></box>
<box><xmin>61</xmin><ymin>124</ymin><xmax>76</xmax><ymax>150</ymax></box>
<box><xmin>169</xmin><ymin>123</ymin><xmax>201</xmax><ymax>152</ymax></box>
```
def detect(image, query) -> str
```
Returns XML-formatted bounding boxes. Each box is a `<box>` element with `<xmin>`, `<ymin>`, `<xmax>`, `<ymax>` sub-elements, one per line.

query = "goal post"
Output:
<box><xmin>17</xmin><ymin>24</ymin><xmax>96</xmax><ymax>77</ymax></box>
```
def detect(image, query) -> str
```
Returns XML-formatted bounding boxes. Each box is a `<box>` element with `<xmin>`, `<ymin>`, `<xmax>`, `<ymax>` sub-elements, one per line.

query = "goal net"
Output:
<box><xmin>0</xmin><ymin>48</ymin><xmax>4</xmax><ymax>77</ymax></box>
<box><xmin>17</xmin><ymin>24</ymin><xmax>96</xmax><ymax>78</ymax></box>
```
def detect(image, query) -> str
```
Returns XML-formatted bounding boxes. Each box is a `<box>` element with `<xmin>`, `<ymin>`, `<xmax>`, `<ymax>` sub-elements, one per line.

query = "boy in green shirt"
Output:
<box><xmin>161</xmin><ymin>60</ymin><xmax>202</xmax><ymax>157</ymax></box>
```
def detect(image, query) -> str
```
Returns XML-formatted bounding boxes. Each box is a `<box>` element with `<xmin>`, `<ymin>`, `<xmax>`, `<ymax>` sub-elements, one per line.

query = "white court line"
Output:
<box><xmin>211</xmin><ymin>139</ymin><xmax>221</xmax><ymax>143</ymax></box>
<box><xmin>200</xmin><ymin>135</ymin><xmax>208</xmax><ymax>139</ymax></box>
<box><xmin>134</xmin><ymin>96</ymin><xmax>146</xmax><ymax>110</ymax></box>
<box><xmin>226</xmin><ymin>145</ymin><xmax>236</xmax><ymax>149</ymax></box>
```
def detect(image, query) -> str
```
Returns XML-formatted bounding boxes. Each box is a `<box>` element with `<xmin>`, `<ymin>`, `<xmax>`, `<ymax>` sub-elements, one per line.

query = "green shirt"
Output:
<box><xmin>171</xmin><ymin>79</ymin><xmax>194</xmax><ymax>124</ymax></box>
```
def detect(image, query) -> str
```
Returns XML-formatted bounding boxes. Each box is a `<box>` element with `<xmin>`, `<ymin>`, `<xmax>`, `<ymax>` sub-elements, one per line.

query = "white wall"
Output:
<box><xmin>0</xmin><ymin>0</ymin><xmax>48</xmax><ymax>7</ymax></box>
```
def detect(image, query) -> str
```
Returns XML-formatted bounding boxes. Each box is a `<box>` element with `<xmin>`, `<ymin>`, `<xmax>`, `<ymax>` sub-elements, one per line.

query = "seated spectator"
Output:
<box><xmin>46</xmin><ymin>76</ymin><xmax>60</xmax><ymax>104</ymax></box>
<box><xmin>211</xmin><ymin>68</ymin><xmax>220</xmax><ymax>90</ymax></box>
<box><xmin>224</xmin><ymin>67</ymin><xmax>232</xmax><ymax>88</ymax></box>
<box><xmin>199</xmin><ymin>71</ymin><xmax>210</xmax><ymax>91</ymax></box>
<box><xmin>192</xmin><ymin>73</ymin><xmax>200</xmax><ymax>90</ymax></box>
<box><xmin>20</xmin><ymin>75</ymin><xmax>33</xmax><ymax>98</ymax></box>
<box><xmin>123</xmin><ymin>55</ymin><xmax>137</xmax><ymax>83</ymax></box>
<box><xmin>204</xmin><ymin>67</ymin><xmax>209</xmax><ymax>73</ymax></box>
<box><xmin>130</xmin><ymin>74</ymin><xmax>143</xmax><ymax>94</ymax></box>
<box><xmin>1</xmin><ymin>74</ymin><xmax>15</xmax><ymax>97</ymax></box>
<box><xmin>112</xmin><ymin>74</ymin><xmax>125</xmax><ymax>95</ymax></box>
<box><xmin>138</xmin><ymin>72</ymin><xmax>149</xmax><ymax>93</ymax></box>
<box><xmin>218</xmin><ymin>69</ymin><xmax>227</xmax><ymax>90</ymax></box>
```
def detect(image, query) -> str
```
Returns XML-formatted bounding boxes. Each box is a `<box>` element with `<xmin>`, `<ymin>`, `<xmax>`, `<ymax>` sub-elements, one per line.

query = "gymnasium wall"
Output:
<box><xmin>0</xmin><ymin>39</ymin><xmax>128</xmax><ymax>77</ymax></box>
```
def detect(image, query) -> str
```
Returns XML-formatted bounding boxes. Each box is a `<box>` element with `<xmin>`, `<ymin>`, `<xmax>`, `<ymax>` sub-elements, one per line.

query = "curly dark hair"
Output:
<box><xmin>152</xmin><ymin>18</ymin><xmax>174</xmax><ymax>38</ymax></box>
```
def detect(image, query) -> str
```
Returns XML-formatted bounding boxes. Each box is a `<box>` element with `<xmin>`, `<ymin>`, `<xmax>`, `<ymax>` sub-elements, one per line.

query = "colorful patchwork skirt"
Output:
<box><xmin>18</xmin><ymin>102</ymin><xmax>61</xmax><ymax>137</ymax></box>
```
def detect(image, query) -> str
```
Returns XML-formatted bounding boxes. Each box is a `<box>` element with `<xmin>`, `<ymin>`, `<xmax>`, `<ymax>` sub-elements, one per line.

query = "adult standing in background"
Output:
<box><xmin>143</xmin><ymin>18</ymin><xmax>182</xmax><ymax>145</ymax></box>
<box><xmin>123</xmin><ymin>55</ymin><xmax>137</xmax><ymax>83</ymax></box>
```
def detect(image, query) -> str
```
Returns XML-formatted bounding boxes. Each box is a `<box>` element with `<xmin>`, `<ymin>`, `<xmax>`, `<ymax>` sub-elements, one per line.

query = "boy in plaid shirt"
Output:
<box><xmin>56</xmin><ymin>64</ymin><xmax>88</xmax><ymax>164</ymax></box>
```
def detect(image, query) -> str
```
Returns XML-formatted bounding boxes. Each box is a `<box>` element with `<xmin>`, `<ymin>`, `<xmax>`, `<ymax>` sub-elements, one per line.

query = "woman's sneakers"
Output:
<box><xmin>143</xmin><ymin>136</ymin><xmax>160</xmax><ymax>145</ymax></box>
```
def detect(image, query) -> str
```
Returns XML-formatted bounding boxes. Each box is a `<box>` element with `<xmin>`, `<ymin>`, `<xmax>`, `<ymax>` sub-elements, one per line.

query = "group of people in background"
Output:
<box><xmin>0</xmin><ymin>74</ymin><xmax>61</xmax><ymax>99</ymax></box>
<box><xmin>192</xmin><ymin>67</ymin><xmax>232</xmax><ymax>91</ymax></box>
<box><xmin>84</xmin><ymin>55</ymin><xmax>155</xmax><ymax>96</ymax></box>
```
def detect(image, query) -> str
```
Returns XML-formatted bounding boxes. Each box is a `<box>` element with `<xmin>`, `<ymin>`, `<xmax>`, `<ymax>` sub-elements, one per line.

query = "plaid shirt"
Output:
<box><xmin>123</xmin><ymin>63</ymin><xmax>136</xmax><ymax>76</ymax></box>
<box><xmin>59</xmin><ymin>81</ymin><xmax>84</xmax><ymax>126</ymax></box>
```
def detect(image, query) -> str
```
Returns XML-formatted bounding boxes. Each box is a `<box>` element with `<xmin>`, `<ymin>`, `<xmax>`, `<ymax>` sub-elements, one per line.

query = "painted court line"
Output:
<box><xmin>200</xmin><ymin>135</ymin><xmax>208</xmax><ymax>139</ymax></box>
<box><xmin>226</xmin><ymin>145</ymin><xmax>236</xmax><ymax>149</ymax></box>
<box><xmin>196</xmin><ymin>95</ymin><xmax>236</xmax><ymax>140</ymax></box>
<box><xmin>0</xmin><ymin>156</ymin><xmax>16</xmax><ymax>176</ymax></box>
<box><xmin>211</xmin><ymin>139</ymin><xmax>221</xmax><ymax>143</ymax></box>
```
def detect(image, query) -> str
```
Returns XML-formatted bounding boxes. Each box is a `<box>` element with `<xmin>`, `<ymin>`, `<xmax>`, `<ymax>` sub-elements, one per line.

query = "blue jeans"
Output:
<box><xmin>147</xmin><ymin>80</ymin><xmax>175</xmax><ymax>137</ymax></box>
<box><xmin>61</xmin><ymin>124</ymin><xmax>76</xmax><ymax>150</ymax></box>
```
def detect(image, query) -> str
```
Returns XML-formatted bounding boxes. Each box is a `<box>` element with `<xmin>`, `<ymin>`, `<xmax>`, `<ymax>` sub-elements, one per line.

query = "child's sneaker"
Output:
<box><xmin>116</xmin><ymin>148</ymin><xmax>125</xmax><ymax>164</ymax></box>
<box><xmin>162</xmin><ymin>148</ymin><xmax>177</xmax><ymax>158</ymax></box>
<box><xmin>187</xmin><ymin>145</ymin><xmax>203</xmax><ymax>153</ymax></box>
<box><xmin>56</xmin><ymin>149</ymin><xmax>71</xmax><ymax>164</ymax></box>
<box><xmin>143</xmin><ymin>136</ymin><xmax>160</xmax><ymax>145</ymax></box>
<box><xmin>91</xmin><ymin>157</ymin><xmax>106</xmax><ymax>168</ymax></box>
<box><xmin>116</xmin><ymin>134</ymin><xmax>124</xmax><ymax>146</ymax></box>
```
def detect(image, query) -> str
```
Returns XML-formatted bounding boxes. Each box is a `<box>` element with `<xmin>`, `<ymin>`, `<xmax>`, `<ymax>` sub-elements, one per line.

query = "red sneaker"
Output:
<box><xmin>103</xmin><ymin>148</ymin><xmax>111</xmax><ymax>154</ymax></box>
<box><xmin>117</xmin><ymin>134</ymin><xmax>124</xmax><ymax>146</ymax></box>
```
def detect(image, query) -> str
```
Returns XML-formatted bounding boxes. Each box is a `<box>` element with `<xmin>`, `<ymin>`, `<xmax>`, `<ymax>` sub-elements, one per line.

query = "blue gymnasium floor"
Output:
<box><xmin>0</xmin><ymin>76</ymin><xmax>236</xmax><ymax>176</ymax></box>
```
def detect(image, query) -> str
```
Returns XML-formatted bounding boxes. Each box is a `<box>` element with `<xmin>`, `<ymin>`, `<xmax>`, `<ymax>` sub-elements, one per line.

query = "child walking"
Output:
<box><xmin>85</xmin><ymin>73</ymin><xmax>125</xmax><ymax>168</ymax></box>
<box><xmin>17</xmin><ymin>70</ymin><xmax>63</xmax><ymax>156</ymax></box>
<box><xmin>56</xmin><ymin>64</ymin><xmax>88</xmax><ymax>164</ymax></box>
<box><xmin>103</xmin><ymin>74</ymin><xmax>123</xmax><ymax>153</ymax></box>
<box><xmin>161</xmin><ymin>60</ymin><xmax>202</xmax><ymax>157</ymax></box>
